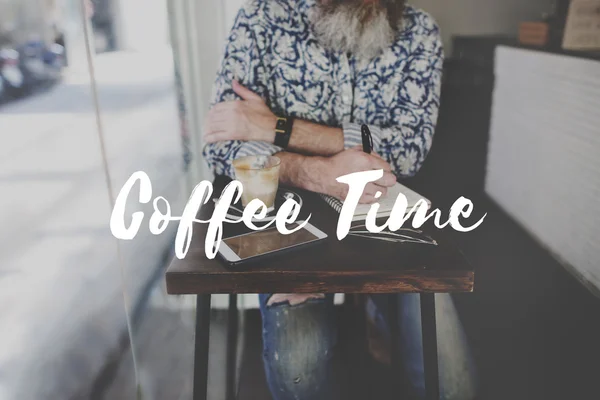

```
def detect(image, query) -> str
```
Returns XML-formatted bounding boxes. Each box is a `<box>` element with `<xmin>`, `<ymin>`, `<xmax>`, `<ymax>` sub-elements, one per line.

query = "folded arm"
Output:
<box><xmin>201</xmin><ymin>4</ymin><xmax>276</xmax><ymax>178</ymax></box>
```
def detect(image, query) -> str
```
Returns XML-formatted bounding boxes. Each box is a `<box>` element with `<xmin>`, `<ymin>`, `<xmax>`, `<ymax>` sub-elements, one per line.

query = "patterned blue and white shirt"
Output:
<box><xmin>203</xmin><ymin>0</ymin><xmax>443</xmax><ymax>179</ymax></box>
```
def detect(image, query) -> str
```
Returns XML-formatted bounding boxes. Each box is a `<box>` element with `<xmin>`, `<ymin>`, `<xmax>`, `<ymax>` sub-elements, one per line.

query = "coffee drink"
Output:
<box><xmin>232</xmin><ymin>155</ymin><xmax>281</xmax><ymax>210</ymax></box>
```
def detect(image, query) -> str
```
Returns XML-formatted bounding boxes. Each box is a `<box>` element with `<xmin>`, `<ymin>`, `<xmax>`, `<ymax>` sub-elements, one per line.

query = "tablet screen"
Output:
<box><xmin>223</xmin><ymin>224</ymin><xmax>319</xmax><ymax>260</ymax></box>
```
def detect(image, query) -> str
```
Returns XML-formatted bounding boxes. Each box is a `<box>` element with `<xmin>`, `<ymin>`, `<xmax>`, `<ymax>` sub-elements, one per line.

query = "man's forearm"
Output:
<box><xmin>275</xmin><ymin>148</ymin><xmax>396</xmax><ymax>203</ymax></box>
<box><xmin>283</xmin><ymin>120</ymin><xmax>344</xmax><ymax>156</ymax></box>
<box><xmin>275</xmin><ymin>151</ymin><xmax>328</xmax><ymax>193</ymax></box>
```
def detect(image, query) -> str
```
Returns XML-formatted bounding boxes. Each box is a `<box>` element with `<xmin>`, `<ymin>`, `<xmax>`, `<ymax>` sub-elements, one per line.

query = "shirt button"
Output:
<box><xmin>342</xmin><ymin>95</ymin><xmax>350</xmax><ymax>104</ymax></box>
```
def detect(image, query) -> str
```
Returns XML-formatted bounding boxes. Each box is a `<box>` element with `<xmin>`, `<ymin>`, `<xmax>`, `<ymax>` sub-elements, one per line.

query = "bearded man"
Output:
<box><xmin>203</xmin><ymin>0</ymin><xmax>476</xmax><ymax>399</ymax></box>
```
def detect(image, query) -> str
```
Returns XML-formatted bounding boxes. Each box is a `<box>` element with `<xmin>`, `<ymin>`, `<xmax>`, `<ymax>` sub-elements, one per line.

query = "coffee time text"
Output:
<box><xmin>110</xmin><ymin>171</ymin><xmax>486</xmax><ymax>259</ymax></box>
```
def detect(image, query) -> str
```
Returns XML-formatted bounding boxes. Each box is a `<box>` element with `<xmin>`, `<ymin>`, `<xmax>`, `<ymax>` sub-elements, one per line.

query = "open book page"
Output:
<box><xmin>320</xmin><ymin>182</ymin><xmax>431</xmax><ymax>222</ymax></box>
<box><xmin>352</xmin><ymin>182</ymin><xmax>431</xmax><ymax>217</ymax></box>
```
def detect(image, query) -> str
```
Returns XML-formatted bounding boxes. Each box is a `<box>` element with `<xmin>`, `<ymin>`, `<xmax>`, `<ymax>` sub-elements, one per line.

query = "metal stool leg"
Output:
<box><xmin>193</xmin><ymin>294</ymin><xmax>212</xmax><ymax>400</ymax></box>
<box><xmin>388</xmin><ymin>294</ymin><xmax>401</xmax><ymax>395</ymax></box>
<box><xmin>226</xmin><ymin>294</ymin><xmax>238</xmax><ymax>400</ymax></box>
<box><xmin>420</xmin><ymin>293</ymin><xmax>440</xmax><ymax>400</ymax></box>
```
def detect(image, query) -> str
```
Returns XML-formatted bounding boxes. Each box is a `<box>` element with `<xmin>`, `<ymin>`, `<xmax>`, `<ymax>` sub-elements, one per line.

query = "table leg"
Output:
<box><xmin>226</xmin><ymin>294</ymin><xmax>238</xmax><ymax>400</ymax></box>
<box><xmin>344</xmin><ymin>295</ymin><xmax>368</xmax><ymax>399</ymax></box>
<box><xmin>193</xmin><ymin>294</ymin><xmax>212</xmax><ymax>400</ymax></box>
<box><xmin>420</xmin><ymin>293</ymin><xmax>440</xmax><ymax>400</ymax></box>
<box><xmin>388</xmin><ymin>295</ymin><xmax>401</xmax><ymax>394</ymax></box>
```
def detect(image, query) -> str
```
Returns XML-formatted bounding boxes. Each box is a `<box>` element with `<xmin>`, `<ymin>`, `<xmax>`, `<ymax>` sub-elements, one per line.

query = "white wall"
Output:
<box><xmin>410</xmin><ymin>0</ymin><xmax>555</xmax><ymax>54</ymax></box>
<box><xmin>114</xmin><ymin>0</ymin><xmax>170</xmax><ymax>50</ymax></box>
<box><xmin>486</xmin><ymin>47</ymin><xmax>600</xmax><ymax>295</ymax></box>
<box><xmin>224</xmin><ymin>0</ymin><xmax>246</xmax><ymax>33</ymax></box>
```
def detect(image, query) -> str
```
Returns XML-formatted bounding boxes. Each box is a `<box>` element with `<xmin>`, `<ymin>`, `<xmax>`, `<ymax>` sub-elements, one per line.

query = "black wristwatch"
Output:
<box><xmin>274</xmin><ymin>116</ymin><xmax>294</xmax><ymax>148</ymax></box>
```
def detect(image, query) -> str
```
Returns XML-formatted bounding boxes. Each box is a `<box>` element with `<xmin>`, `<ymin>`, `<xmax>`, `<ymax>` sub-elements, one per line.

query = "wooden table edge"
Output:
<box><xmin>165</xmin><ymin>270</ymin><xmax>474</xmax><ymax>295</ymax></box>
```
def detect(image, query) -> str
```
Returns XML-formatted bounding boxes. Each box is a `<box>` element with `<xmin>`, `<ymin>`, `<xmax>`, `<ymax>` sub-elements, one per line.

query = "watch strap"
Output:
<box><xmin>274</xmin><ymin>117</ymin><xmax>294</xmax><ymax>148</ymax></box>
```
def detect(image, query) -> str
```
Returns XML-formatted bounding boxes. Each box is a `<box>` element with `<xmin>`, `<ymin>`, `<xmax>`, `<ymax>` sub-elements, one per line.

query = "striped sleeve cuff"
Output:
<box><xmin>213</xmin><ymin>141</ymin><xmax>283</xmax><ymax>179</ymax></box>
<box><xmin>236</xmin><ymin>141</ymin><xmax>283</xmax><ymax>159</ymax></box>
<box><xmin>342</xmin><ymin>122</ymin><xmax>383</xmax><ymax>152</ymax></box>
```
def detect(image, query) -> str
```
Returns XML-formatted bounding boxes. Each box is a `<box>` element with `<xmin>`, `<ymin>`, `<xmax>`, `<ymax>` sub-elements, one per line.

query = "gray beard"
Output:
<box><xmin>310</xmin><ymin>2</ymin><xmax>396</xmax><ymax>60</ymax></box>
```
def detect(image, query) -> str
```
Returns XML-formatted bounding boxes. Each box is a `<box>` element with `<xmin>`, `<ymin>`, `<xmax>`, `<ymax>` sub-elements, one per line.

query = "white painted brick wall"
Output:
<box><xmin>486</xmin><ymin>46</ymin><xmax>600</xmax><ymax>293</ymax></box>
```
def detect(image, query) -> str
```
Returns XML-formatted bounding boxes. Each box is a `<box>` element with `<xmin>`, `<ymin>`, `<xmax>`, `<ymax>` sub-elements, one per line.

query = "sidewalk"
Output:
<box><xmin>0</xmin><ymin>50</ymin><xmax>187</xmax><ymax>400</ymax></box>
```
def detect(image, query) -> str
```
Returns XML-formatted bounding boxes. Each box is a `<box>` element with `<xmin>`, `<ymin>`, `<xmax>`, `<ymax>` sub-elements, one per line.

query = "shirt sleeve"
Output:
<box><xmin>342</xmin><ymin>21</ymin><xmax>444</xmax><ymax>178</ymax></box>
<box><xmin>202</xmin><ymin>2</ymin><xmax>282</xmax><ymax>178</ymax></box>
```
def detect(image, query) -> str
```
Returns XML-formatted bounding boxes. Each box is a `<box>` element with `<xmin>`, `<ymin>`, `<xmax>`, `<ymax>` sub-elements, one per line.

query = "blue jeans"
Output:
<box><xmin>259</xmin><ymin>294</ymin><xmax>477</xmax><ymax>400</ymax></box>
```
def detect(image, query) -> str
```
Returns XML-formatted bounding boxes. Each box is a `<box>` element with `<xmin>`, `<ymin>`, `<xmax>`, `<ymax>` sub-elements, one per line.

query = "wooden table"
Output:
<box><xmin>166</xmin><ymin>176</ymin><xmax>474</xmax><ymax>400</ymax></box>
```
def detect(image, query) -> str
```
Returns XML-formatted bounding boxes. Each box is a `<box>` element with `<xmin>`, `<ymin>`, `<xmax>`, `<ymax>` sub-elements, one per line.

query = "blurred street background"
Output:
<box><xmin>4</xmin><ymin>0</ymin><xmax>598</xmax><ymax>399</ymax></box>
<box><xmin>0</xmin><ymin>48</ymin><xmax>190</xmax><ymax>399</ymax></box>
<box><xmin>0</xmin><ymin>0</ymin><xmax>244</xmax><ymax>397</ymax></box>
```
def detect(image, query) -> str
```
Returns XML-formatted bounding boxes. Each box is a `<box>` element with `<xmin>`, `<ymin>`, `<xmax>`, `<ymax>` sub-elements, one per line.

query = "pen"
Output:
<box><xmin>361</xmin><ymin>124</ymin><xmax>373</xmax><ymax>154</ymax></box>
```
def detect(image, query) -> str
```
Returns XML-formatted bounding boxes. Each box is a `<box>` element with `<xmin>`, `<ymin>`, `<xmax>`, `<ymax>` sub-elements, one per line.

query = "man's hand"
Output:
<box><xmin>204</xmin><ymin>80</ymin><xmax>277</xmax><ymax>144</ymax></box>
<box><xmin>278</xmin><ymin>148</ymin><xmax>396</xmax><ymax>204</ymax></box>
<box><xmin>318</xmin><ymin>148</ymin><xmax>397</xmax><ymax>203</ymax></box>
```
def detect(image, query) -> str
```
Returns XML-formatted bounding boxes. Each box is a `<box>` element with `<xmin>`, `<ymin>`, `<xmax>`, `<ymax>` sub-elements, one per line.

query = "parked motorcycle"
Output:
<box><xmin>0</xmin><ymin>41</ymin><xmax>64</xmax><ymax>104</ymax></box>
<box><xmin>0</xmin><ymin>48</ymin><xmax>25</xmax><ymax>98</ymax></box>
<box><xmin>43</xmin><ymin>43</ymin><xmax>65</xmax><ymax>79</ymax></box>
<box><xmin>18</xmin><ymin>40</ymin><xmax>64</xmax><ymax>89</ymax></box>
<box><xmin>18</xmin><ymin>41</ymin><xmax>48</xmax><ymax>88</ymax></box>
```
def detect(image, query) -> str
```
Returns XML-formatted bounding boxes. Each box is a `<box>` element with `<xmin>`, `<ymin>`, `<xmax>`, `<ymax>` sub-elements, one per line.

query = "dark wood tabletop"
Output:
<box><xmin>166</xmin><ymin>176</ymin><xmax>474</xmax><ymax>295</ymax></box>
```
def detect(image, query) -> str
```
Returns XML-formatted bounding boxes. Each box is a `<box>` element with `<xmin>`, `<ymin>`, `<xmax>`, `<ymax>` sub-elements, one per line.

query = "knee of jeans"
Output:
<box><xmin>266</xmin><ymin>293</ymin><xmax>326</xmax><ymax>307</ymax></box>
<box><xmin>262</xmin><ymin>298</ymin><xmax>336</xmax><ymax>396</ymax></box>
<box><xmin>265</xmin><ymin>327</ymin><xmax>335</xmax><ymax>395</ymax></box>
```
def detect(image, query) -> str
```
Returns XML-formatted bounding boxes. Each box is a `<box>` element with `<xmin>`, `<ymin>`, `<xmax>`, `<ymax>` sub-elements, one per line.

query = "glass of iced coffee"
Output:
<box><xmin>232</xmin><ymin>155</ymin><xmax>281</xmax><ymax>211</ymax></box>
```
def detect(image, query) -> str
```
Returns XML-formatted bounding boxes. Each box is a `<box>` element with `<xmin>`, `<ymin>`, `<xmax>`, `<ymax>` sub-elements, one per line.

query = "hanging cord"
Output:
<box><xmin>79</xmin><ymin>0</ymin><xmax>141</xmax><ymax>395</ymax></box>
